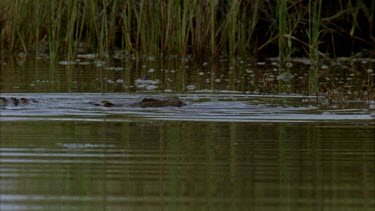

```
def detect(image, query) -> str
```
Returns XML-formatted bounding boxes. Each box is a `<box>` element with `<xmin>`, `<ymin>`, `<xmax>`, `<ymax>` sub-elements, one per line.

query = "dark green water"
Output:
<box><xmin>1</xmin><ymin>55</ymin><xmax>375</xmax><ymax>210</ymax></box>
<box><xmin>1</xmin><ymin>120</ymin><xmax>374</xmax><ymax>210</ymax></box>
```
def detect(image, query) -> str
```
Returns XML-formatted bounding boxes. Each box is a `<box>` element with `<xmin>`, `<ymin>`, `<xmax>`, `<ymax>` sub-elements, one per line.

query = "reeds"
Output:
<box><xmin>0</xmin><ymin>0</ymin><xmax>373</xmax><ymax>61</ymax></box>
<box><xmin>2</xmin><ymin>0</ymin><xmax>373</xmax><ymax>97</ymax></box>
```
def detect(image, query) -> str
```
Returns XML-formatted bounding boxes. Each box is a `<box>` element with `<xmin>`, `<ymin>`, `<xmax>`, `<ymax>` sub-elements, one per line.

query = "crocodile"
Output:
<box><xmin>1</xmin><ymin>96</ymin><xmax>186</xmax><ymax>108</ymax></box>
<box><xmin>0</xmin><ymin>97</ymin><xmax>38</xmax><ymax>107</ymax></box>
<box><xmin>90</xmin><ymin>96</ymin><xmax>186</xmax><ymax>108</ymax></box>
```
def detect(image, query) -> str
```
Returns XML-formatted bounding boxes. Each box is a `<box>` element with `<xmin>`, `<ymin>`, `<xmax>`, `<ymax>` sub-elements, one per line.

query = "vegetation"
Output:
<box><xmin>0</xmin><ymin>1</ymin><xmax>374</xmax><ymax>98</ymax></box>
<box><xmin>0</xmin><ymin>0</ymin><xmax>373</xmax><ymax>60</ymax></box>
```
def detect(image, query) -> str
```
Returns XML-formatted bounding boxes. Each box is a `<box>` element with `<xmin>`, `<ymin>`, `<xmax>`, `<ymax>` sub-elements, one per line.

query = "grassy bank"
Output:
<box><xmin>1</xmin><ymin>0</ymin><xmax>373</xmax><ymax>60</ymax></box>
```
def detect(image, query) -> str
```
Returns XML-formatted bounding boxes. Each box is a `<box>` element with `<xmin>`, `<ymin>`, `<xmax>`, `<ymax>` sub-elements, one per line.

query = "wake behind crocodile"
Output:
<box><xmin>1</xmin><ymin>93</ymin><xmax>374</xmax><ymax>122</ymax></box>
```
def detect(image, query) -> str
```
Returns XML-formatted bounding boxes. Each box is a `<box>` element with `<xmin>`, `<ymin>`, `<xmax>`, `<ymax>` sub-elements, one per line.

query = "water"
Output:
<box><xmin>1</xmin><ymin>56</ymin><xmax>375</xmax><ymax>210</ymax></box>
<box><xmin>1</xmin><ymin>93</ymin><xmax>373</xmax><ymax>122</ymax></box>
<box><xmin>1</xmin><ymin>119</ymin><xmax>374</xmax><ymax>210</ymax></box>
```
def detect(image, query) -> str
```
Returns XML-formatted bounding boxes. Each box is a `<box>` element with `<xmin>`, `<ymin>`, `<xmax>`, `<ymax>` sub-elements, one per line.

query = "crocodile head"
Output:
<box><xmin>131</xmin><ymin>96</ymin><xmax>186</xmax><ymax>107</ymax></box>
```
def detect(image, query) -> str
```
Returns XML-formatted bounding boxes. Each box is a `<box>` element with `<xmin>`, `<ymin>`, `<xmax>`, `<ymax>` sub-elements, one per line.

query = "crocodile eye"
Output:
<box><xmin>101</xmin><ymin>100</ymin><xmax>115</xmax><ymax>107</ymax></box>
<box><xmin>20</xmin><ymin>98</ymin><xmax>29</xmax><ymax>104</ymax></box>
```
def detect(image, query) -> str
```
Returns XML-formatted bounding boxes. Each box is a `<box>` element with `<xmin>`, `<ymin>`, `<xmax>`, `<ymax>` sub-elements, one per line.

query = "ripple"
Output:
<box><xmin>1</xmin><ymin>93</ymin><xmax>374</xmax><ymax>123</ymax></box>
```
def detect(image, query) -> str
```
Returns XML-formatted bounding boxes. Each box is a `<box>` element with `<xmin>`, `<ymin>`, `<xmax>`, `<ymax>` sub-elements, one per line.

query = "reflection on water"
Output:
<box><xmin>1</xmin><ymin>55</ymin><xmax>374</xmax><ymax>98</ymax></box>
<box><xmin>1</xmin><ymin>120</ymin><xmax>374</xmax><ymax>210</ymax></box>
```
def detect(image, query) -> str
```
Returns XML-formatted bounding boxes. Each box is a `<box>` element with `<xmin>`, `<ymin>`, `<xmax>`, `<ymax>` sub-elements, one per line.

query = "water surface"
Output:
<box><xmin>1</xmin><ymin>56</ymin><xmax>374</xmax><ymax>210</ymax></box>
<box><xmin>1</xmin><ymin>119</ymin><xmax>374</xmax><ymax>210</ymax></box>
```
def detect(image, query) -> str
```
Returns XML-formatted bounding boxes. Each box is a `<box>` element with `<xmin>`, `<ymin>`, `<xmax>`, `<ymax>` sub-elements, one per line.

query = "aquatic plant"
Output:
<box><xmin>1</xmin><ymin>0</ymin><xmax>373</xmax><ymax>59</ymax></box>
<box><xmin>0</xmin><ymin>0</ymin><xmax>374</xmax><ymax>97</ymax></box>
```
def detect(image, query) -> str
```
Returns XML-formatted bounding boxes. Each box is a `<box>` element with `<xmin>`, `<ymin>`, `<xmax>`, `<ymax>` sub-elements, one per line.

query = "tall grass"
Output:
<box><xmin>0</xmin><ymin>0</ymin><xmax>372</xmax><ymax>61</ymax></box>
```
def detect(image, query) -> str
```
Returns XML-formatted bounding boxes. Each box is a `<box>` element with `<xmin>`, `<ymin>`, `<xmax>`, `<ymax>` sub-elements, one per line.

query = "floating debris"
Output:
<box><xmin>148</xmin><ymin>68</ymin><xmax>155</xmax><ymax>73</ymax></box>
<box><xmin>78</xmin><ymin>61</ymin><xmax>91</xmax><ymax>65</ymax></box>
<box><xmin>58</xmin><ymin>61</ymin><xmax>77</xmax><ymax>65</ymax></box>
<box><xmin>116</xmin><ymin>79</ymin><xmax>124</xmax><ymax>84</ymax></box>
<box><xmin>285</xmin><ymin>62</ymin><xmax>293</xmax><ymax>68</ymax></box>
<box><xmin>135</xmin><ymin>78</ymin><xmax>160</xmax><ymax>89</ymax></box>
<box><xmin>181</xmin><ymin>57</ymin><xmax>190</xmax><ymax>62</ymax></box>
<box><xmin>277</xmin><ymin>72</ymin><xmax>294</xmax><ymax>82</ymax></box>
<box><xmin>145</xmin><ymin>85</ymin><xmax>158</xmax><ymax>91</ymax></box>
<box><xmin>187</xmin><ymin>85</ymin><xmax>196</xmax><ymax>91</ymax></box>
<box><xmin>147</xmin><ymin>56</ymin><xmax>156</xmax><ymax>61</ymax></box>
<box><xmin>104</xmin><ymin>67</ymin><xmax>124</xmax><ymax>71</ymax></box>
<box><xmin>95</xmin><ymin>60</ymin><xmax>106</xmax><ymax>67</ymax></box>
<box><xmin>77</xmin><ymin>53</ymin><xmax>97</xmax><ymax>59</ymax></box>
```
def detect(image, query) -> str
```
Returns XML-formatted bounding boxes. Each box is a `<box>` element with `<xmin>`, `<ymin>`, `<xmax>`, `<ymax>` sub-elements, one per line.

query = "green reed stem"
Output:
<box><xmin>180</xmin><ymin>0</ymin><xmax>188</xmax><ymax>55</ymax></box>
<box><xmin>308</xmin><ymin>0</ymin><xmax>322</xmax><ymax>95</ymax></box>
<box><xmin>66</xmin><ymin>0</ymin><xmax>78</xmax><ymax>60</ymax></box>
<box><xmin>210</xmin><ymin>0</ymin><xmax>217</xmax><ymax>56</ymax></box>
<box><xmin>277</xmin><ymin>0</ymin><xmax>288</xmax><ymax>65</ymax></box>
<box><xmin>277</xmin><ymin>0</ymin><xmax>288</xmax><ymax>92</ymax></box>
<box><xmin>120</xmin><ymin>1</ymin><xmax>134</xmax><ymax>53</ymax></box>
<box><xmin>48</xmin><ymin>0</ymin><xmax>64</xmax><ymax>61</ymax></box>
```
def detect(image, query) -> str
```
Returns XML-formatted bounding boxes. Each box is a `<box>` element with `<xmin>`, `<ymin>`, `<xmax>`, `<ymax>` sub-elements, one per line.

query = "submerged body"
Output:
<box><xmin>1</xmin><ymin>96</ymin><xmax>185</xmax><ymax>108</ymax></box>
<box><xmin>0</xmin><ymin>97</ymin><xmax>37</xmax><ymax>106</ymax></box>
<box><xmin>92</xmin><ymin>96</ymin><xmax>186</xmax><ymax>108</ymax></box>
